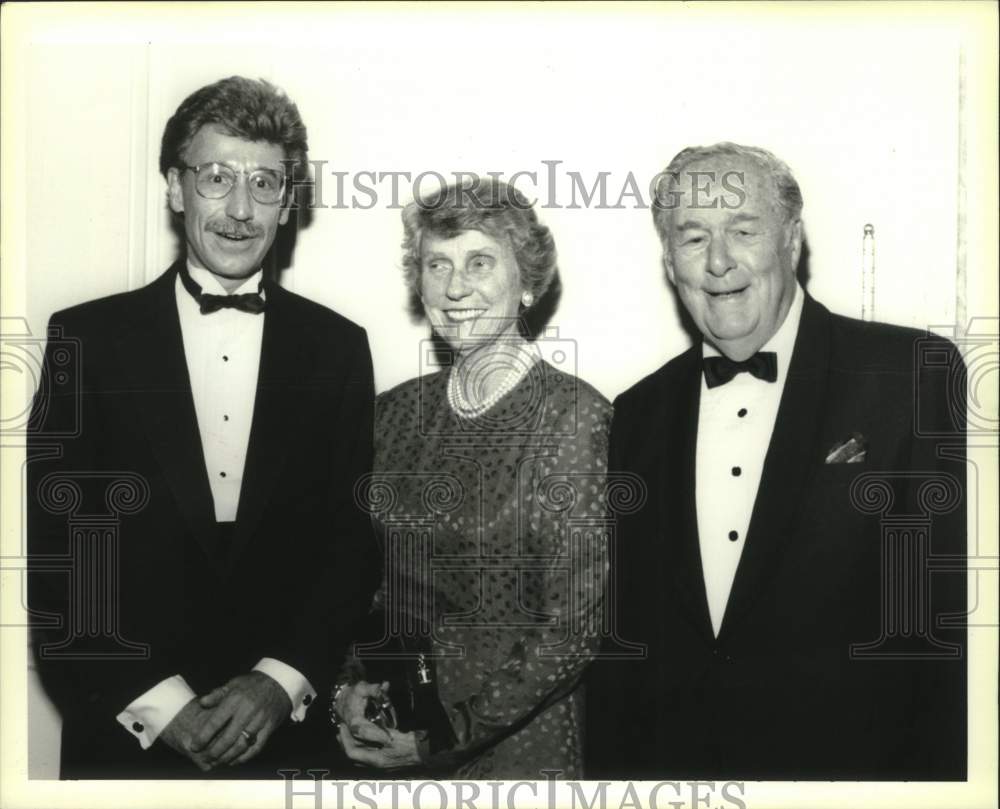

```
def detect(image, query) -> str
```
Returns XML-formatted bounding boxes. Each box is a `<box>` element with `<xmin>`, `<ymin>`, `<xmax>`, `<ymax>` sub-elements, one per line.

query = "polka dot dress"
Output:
<box><xmin>370</xmin><ymin>359</ymin><xmax>611</xmax><ymax>779</ymax></box>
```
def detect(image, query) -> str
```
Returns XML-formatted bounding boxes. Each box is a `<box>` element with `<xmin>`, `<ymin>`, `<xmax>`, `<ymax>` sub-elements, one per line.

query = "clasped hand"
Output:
<box><xmin>159</xmin><ymin>671</ymin><xmax>291</xmax><ymax>771</ymax></box>
<box><xmin>335</xmin><ymin>681</ymin><xmax>421</xmax><ymax>769</ymax></box>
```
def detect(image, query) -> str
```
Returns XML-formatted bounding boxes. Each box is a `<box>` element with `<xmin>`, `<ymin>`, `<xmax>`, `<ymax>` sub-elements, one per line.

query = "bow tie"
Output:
<box><xmin>703</xmin><ymin>351</ymin><xmax>778</xmax><ymax>388</ymax></box>
<box><xmin>179</xmin><ymin>264</ymin><xmax>265</xmax><ymax>315</ymax></box>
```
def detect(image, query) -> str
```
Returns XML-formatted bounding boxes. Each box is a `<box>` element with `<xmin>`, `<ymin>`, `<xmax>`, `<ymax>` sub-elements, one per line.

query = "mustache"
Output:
<box><xmin>206</xmin><ymin>221</ymin><xmax>264</xmax><ymax>238</ymax></box>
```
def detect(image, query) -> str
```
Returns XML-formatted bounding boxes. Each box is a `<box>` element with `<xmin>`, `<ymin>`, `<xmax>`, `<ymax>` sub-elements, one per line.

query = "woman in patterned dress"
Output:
<box><xmin>333</xmin><ymin>178</ymin><xmax>611</xmax><ymax>779</ymax></box>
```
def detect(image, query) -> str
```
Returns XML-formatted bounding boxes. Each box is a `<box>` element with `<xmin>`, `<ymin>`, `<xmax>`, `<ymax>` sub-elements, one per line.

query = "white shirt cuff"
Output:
<box><xmin>116</xmin><ymin>675</ymin><xmax>196</xmax><ymax>750</ymax></box>
<box><xmin>253</xmin><ymin>658</ymin><xmax>316</xmax><ymax>722</ymax></box>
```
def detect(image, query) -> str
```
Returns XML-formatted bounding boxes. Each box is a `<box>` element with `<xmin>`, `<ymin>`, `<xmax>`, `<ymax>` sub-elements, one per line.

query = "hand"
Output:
<box><xmin>191</xmin><ymin>671</ymin><xmax>291</xmax><ymax>767</ymax></box>
<box><xmin>158</xmin><ymin>697</ymin><xmax>219</xmax><ymax>772</ymax></box>
<box><xmin>335</xmin><ymin>680</ymin><xmax>392</xmax><ymax>746</ymax></box>
<box><xmin>338</xmin><ymin>724</ymin><xmax>421</xmax><ymax>769</ymax></box>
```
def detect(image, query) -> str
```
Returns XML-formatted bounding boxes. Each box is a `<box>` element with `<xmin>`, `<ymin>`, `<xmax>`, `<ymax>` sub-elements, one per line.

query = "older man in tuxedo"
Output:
<box><xmin>27</xmin><ymin>76</ymin><xmax>378</xmax><ymax>778</ymax></box>
<box><xmin>586</xmin><ymin>143</ymin><xmax>966</xmax><ymax>779</ymax></box>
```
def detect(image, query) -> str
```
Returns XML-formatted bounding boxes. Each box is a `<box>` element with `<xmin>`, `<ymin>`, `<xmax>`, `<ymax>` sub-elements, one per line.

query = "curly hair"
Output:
<box><xmin>400</xmin><ymin>177</ymin><xmax>557</xmax><ymax>310</ymax></box>
<box><xmin>159</xmin><ymin>76</ymin><xmax>308</xmax><ymax>179</ymax></box>
<box><xmin>651</xmin><ymin>142</ymin><xmax>803</xmax><ymax>246</ymax></box>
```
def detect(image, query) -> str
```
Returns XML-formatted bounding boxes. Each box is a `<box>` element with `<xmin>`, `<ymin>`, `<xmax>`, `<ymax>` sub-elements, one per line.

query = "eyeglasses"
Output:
<box><xmin>182</xmin><ymin>163</ymin><xmax>286</xmax><ymax>204</ymax></box>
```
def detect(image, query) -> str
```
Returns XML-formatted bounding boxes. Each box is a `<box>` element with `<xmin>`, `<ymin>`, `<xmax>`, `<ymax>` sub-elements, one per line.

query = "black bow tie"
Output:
<box><xmin>703</xmin><ymin>351</ymin><xmax>778</xmax><ymax>388</ymax></box>
<box><xmin>179</xmin><ymin>264</ymin><xmax>265</xmax><ymax>315</ymax></box>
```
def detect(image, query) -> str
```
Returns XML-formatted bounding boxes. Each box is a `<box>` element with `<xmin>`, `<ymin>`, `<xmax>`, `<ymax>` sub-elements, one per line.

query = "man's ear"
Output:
<box><xmin>662</xmin><ymin>251</ymin><xmax>676</xmax><ymax>285</ymax></box>
<box><xmin>787</xmin><ymin>218</ymin><xmax>803</xmax><ymax>271</ymax></box>
<box><xmin>166</xmin><ymin>168</ymin><xmax>185</xmax><ymax>215</ymax></box>
<box><xmin>278</xmin><ymin>205</ymin><xmax>291</xmax><ymax>226</ymax></box>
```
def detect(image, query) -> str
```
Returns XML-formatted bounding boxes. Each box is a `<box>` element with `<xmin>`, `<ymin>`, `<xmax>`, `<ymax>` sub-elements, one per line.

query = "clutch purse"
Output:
<box><xmin>349</xmin><ymin>608</ymin><xmax>458</xmax><ymax>754</ymax></box>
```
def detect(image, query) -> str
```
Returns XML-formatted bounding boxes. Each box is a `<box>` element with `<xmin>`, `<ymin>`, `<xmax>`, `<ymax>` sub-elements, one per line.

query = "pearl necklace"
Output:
<box><xmin>447</xmin><ymin>347</ymin><xmax>539</xmax><ymax>419</ymax></box>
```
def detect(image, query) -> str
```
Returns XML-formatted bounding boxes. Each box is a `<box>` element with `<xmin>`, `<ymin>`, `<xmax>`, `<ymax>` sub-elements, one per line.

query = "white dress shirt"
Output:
<box><xmin>696</xmin><ymin>283</ymin><xmax>805</xmax><ymax>637</ymax></box>
<box><xmin>177</xmin><ymin>264</ymin><xmax>265</xmax><ymax>522</ymax></box>
<box><xmin>115</xmin><ymin>263</ymin><xmax>316</xmax><ymax>749</ymax></box>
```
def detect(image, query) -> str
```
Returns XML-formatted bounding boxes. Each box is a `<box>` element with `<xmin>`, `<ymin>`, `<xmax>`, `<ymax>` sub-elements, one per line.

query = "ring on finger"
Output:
<box><xmin>241</xmin><ymin>729</ymin><xmax>257</xmax><ymax>746</ymax></box>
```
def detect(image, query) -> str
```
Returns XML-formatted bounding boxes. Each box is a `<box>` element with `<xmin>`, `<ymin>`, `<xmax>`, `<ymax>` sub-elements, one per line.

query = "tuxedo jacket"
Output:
<box><xmin>27</xmin><ymin>263</ymin><xmax>380</xmax><ymax>778</ymax></box>
<box><xmin>585</xmin><ymin>294</ymin><xmax>967</xmax><ymax>780</ymax></box>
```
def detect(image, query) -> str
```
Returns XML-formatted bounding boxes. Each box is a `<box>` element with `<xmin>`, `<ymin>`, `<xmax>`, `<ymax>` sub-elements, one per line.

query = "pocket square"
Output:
<box><xmin>825</xmin><ymin>432</ymin><xmax>867</xmax><ymax>464</ymax></box>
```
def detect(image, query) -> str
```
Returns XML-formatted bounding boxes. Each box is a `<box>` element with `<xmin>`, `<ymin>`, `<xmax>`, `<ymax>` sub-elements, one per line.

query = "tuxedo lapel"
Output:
<box><xmin>718</xmin><ymin>295</ymin><xmax>832</xmax><ymax>640</ymax></box>
<box><xmin>658</xmin><ymin>346</ymin><xmax>715</xmax><ymax>642</ymax></box>
<box><xmin>113</xmin><ymin>263</ymin><xmax>218</xmax><ymax>559</ymax></box>
<box><xmin>228</xmin><ymin>283</ymin><xmax>315</xmax><ymax>565</ymax></box>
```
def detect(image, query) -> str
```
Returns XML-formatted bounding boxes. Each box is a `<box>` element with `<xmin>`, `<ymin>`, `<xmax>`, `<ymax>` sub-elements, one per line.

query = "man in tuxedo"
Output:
<box><xmin>27</xmin><ymin>76</ymin><xmax>378</xmax><ymax>778</ymax></box>
<box><xmin>586</xmin><ymin>143</ymin><xmax>967</xmax><ymax>779</ymax></box>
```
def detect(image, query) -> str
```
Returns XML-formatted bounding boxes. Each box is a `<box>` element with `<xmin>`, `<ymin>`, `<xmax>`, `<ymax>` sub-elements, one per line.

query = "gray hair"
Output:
<box><xmin>400</xmin><ymin>177</ymin><xmax>557</xmax><ymax>308</ymax></box>
<box><xmin>651</xmin><ymin>142</ymin><xmax>803</xmax><ymax>245</ymax></box>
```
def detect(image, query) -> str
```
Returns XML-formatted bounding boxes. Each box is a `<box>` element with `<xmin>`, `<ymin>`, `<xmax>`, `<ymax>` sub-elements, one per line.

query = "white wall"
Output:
<box><xmin>6</xmin><ymin>2</ymin><xmax>988</xmax><ymax>781</ymax></box>
<box><xmin>21</xmin><ymin>6</ymin><xmax>966</xmax><ymax>398</ymax></box>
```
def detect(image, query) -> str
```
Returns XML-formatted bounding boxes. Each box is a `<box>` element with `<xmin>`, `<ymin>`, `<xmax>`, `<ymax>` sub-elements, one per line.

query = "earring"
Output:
<box><xmin>522</xmin><ymin>292</ymin><xmax>534</xmax><ymax>307</ymax></box>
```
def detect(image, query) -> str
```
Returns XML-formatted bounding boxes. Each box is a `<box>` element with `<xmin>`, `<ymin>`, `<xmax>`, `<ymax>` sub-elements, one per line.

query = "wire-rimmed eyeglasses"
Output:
<box><xmin>182</xmin><ymin>162</ymin><xmax>286</xmax><ymax>205</ymax></box>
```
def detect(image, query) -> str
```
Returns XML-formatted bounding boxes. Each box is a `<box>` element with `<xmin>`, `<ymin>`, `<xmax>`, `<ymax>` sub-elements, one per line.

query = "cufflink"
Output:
<box><xmin>132</xmin><ymin>721</ymin><xmax>144</xmax><ymax>733</ymax></box>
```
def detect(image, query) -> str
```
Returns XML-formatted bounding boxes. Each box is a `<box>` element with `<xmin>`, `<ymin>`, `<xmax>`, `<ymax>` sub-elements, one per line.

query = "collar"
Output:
<box><xmin>186</xmin><ymin>261</ymin><xmax>264</xmax><ymax>298</ymax></box>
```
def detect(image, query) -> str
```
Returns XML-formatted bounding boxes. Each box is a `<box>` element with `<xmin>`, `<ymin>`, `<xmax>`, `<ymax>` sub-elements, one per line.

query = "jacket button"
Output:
<box><xmin>303</xmin><ymin>694</ymin><xmax>313</xmax><ymax>706</ymax></box>
<box><xmin>132</xmin><ymin>721</ymin><xmax>144</xmax><ymax>733</ymax></box>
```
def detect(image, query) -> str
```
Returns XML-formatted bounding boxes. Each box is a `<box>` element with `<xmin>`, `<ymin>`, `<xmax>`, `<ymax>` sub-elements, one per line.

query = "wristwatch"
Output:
<box><xmin>329</xmin><ymin>682</ymin><xmax>348</xmax><ymax>728</ymax></box>
<box><xmin>329</xmin><ymin>682</ymin><xmax>397</xmax><ymax>732</ymax></box>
